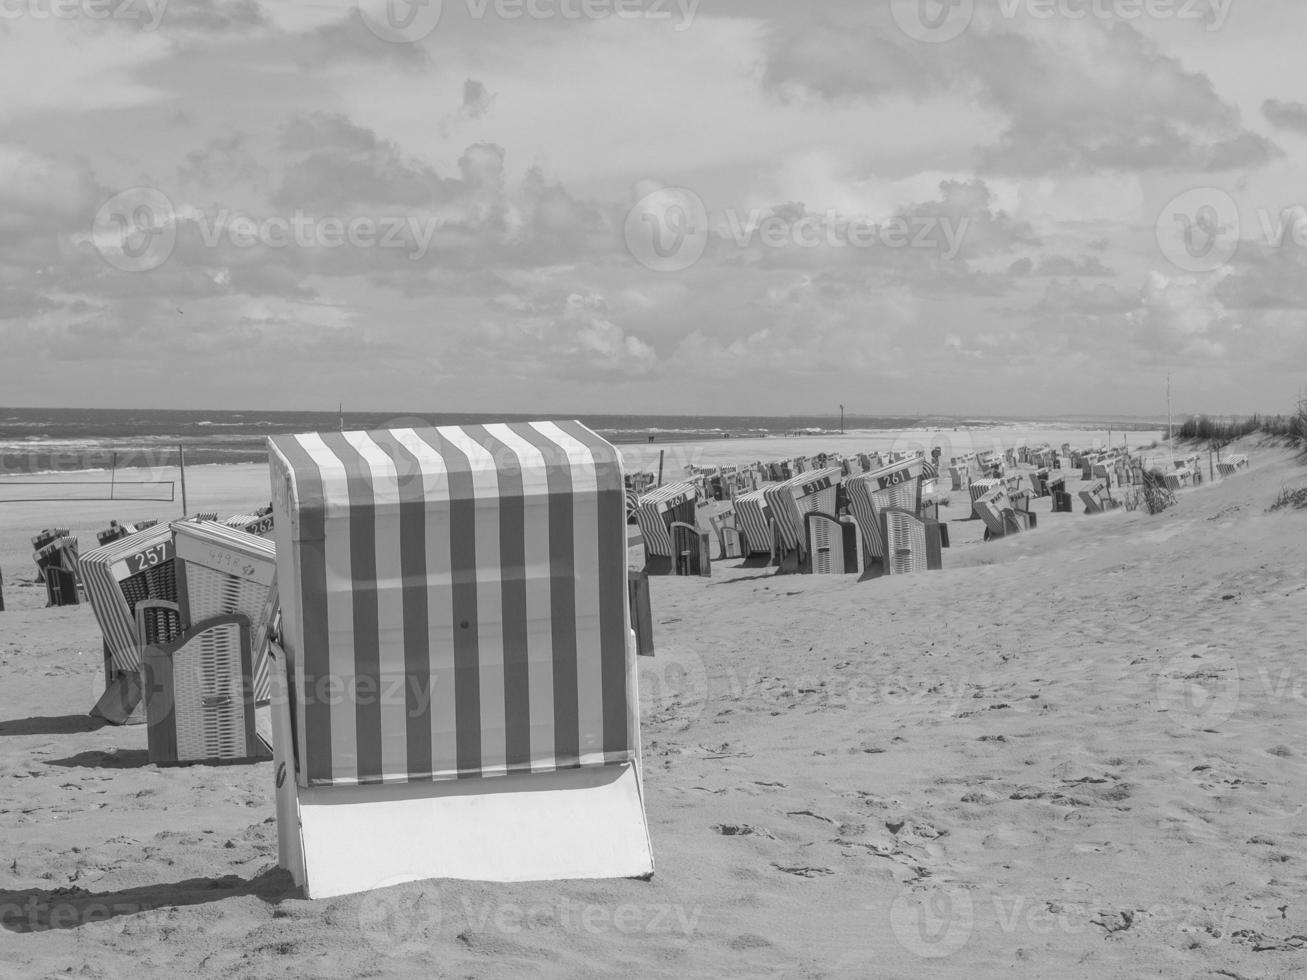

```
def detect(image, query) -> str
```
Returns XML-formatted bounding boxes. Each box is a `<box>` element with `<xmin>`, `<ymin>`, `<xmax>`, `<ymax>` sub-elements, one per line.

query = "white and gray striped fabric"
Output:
<box><xmin>733</xmin><ymin>487</ymin><xmax>774</xmax><ymax>556</ymax></box>
<box><xmin>634</xmin><ymin>482</ymin><xmax>698</xmax><ymax>559</ymax></box>
<box><xmin>845</xmin><ymin>458</ymin><xmax>923</xmax><ymax>559</ymax></box>
<box><xmin>762</xmin><ymin>468</ymin><xmax>842</xmax><ymax>553</ymax></box>
<box><xmin>79</xmin><ymin>523</ymin><xmax>177</xmax><ymax>672</ymax></box>
<box><xmin>267</xmin><ymin>420</ymin><xmax>635</xmax><ymax>789</ymax></box>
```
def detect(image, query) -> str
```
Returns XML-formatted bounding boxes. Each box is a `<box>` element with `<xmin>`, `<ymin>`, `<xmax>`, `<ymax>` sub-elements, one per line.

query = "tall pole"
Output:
<box><xmin>1167</xmin><ymin>373</ymin><xmax>1173</xmax><ymax>462</ymax></box>
<box><xmin>840</xmin><ymin>404</ymin><xmax>844</xmax><ymax>435</ymax></box>
<box><xmin>179</xmin><ymin>444</ymin><xmax>188</xmax><ymax>515</ymax></box>
<box><xmin>657</xmin><ymin>449</ymin><xmax>664</xmax><ymax>487</ymax></box>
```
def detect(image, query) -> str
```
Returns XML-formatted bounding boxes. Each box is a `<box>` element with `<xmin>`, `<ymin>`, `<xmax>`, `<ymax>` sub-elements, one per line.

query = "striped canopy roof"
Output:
<box><xmin>845</xmin><ymin>458</ymin><xmax>923</xmax><ymax>558</ymax></box>
<box><xmin>634</xmin><ymin>481</ymin><xmax>698</xmax><ymax>559</ymax></box>
<box><xmin>267</xmin><ymin>421</ymin><xmax>634</xmax><ymax>789</ymax></box>
<box><xmin>763</xmin><ymin>467</ymin><xmax>842</xmax><ymax>551</ymax></box>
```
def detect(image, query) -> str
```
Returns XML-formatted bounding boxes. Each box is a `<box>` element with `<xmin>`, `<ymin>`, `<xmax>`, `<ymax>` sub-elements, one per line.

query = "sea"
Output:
<box><xmin>0</xmin><ymin>407</ymin><xmax>1166</xmax><ymax>474</ymax></box>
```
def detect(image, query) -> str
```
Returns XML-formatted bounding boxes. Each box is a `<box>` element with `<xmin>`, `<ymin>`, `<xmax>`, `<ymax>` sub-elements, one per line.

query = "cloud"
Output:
<box><xmin>271</xmin><ymin>113</ymin><xmax>457</xmax><ymax>210</ymax></box>
<box><xmin>761</xmin><ymin>13</ymin><xmax>1278</xmax><ymax>175</ymax></box>
<box><xmin>178</xmin><ymin>132</ymin><xmax>267</xmax><ymax>190</ymax></box>
<box><xmin>461</xmin><ymin>79</ymin><xmax>495</xmax><ymax>120</ymax></box>
<box><xmin>160</xmin><ymin>0</ymin><xmax>269</xmax><ymax>33</ymax></box>
<box><xmin>440</xmin><ymin>78</ymin><xmax>498</xmax><ymax>137</ymax></box>
<box><xmin>0</xmin><ymin>146</ymin><xmax>101</xmax><ymax>239</ymax></box>
<box><xmin>1262</xmin><ymin>98</ymin><xmax>1307</xmax><ymax>133</ymax></box>
<box><xmin>1009</xmin><ymin>254</ymin><xmax>1115</xmax><ymax>277</ymax></box>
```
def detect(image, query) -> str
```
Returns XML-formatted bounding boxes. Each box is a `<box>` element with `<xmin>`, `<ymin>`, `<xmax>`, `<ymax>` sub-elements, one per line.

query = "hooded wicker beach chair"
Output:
<box><xmin>32</xmin><ymin>530</ymin><xmax>79</xmax><ymax>607</ymax></box>
<box><xmin>1079</xmin><ymin>480</ymin><xmax>1119</xmax><ymax>514</ymax></box>
<box><xmin>845</xmin><ymin>458</ymin><xmax>923</xmax><ymax>563</ymax></box>
<box><xmin>137</xmin><ymin>520</ymin><xmax>279</xmax><ymax>765</ymax></box>
<box><xmin>762</xmin><ymin>468</ymin><xmax>842</xmax><ymax>572</ymax></box>
<box><xmin>733</xmin><ymin>487</ymin><xmax>775</xmax><ymax>559</ymax></box>
<box><xmin>709</xmin><ymin>510</ymin><xmax>746</xmax><ymax>560</ymax></box>
<box><xmin>265</xmin><ymin>421</ymin><xmax>653</xmax><ymax>898</ymax></box>
<box><xmin>975</xmin><ymin>488</ymin><xmax>1034</xmax><ymax>540</ymax></box>
<box><xmin>968</xmin><ymin>478</ymin><xmax>1002</xmax><ymax>519</ymax></box>
<box><xmin>634</xmin><ymin>482</ymin><xmax>699</xmax><ymax>574</ymax></box>
<box><xmin>80</xmin><ymin>523</ymin><xmax>181</xmax><ymax>724</ymax></box>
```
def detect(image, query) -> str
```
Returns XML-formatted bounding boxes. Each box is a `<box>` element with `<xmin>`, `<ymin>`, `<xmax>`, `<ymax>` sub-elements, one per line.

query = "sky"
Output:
<box><xmin>2</xmin><ymin>0</ymin><xmax>1305</xmax><ymax>418</ymax></box>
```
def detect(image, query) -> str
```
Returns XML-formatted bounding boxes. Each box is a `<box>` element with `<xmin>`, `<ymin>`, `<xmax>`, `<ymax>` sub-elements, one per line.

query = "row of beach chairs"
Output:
<box><xmin>637</xmin><ymin>455</ymin><xmax>948</xmax><ymax>578</ymax></box>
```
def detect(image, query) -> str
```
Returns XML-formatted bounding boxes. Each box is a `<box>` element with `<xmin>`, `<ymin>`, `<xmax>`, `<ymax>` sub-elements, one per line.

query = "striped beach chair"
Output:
<box><xmin>32</xmin><ymin>530</ymin><xmax>80</xmax><ymax>607</ymax></box>
<box><xmin>265</xmin><ymin>421</ymin><xmax>653</xmax><ymax>898</ymax></box>
<box><xmin>733</xmin><ymin>487</ymin><xmax>774</xmax><ymax>558</ymax></box>
<box><xmin>975</xmin><ymin>487</ymin><xmax>1034</xmax><ymax>539</ymax></box>
<box><xmin>634</xmin><ymin>482</ymin><xmax>698</xmax><ymax>573</ymax></box>
<box><xmin>969</xmin><ymin>478</ymin><xmax>1002</xmax><ymax>519</ymax></box>
<box><xmin>138</xmin><ymin>520</ymin><xmax>279</xmax><ymax>765</ymax></box>
<box><xmin>845</xmin><ymin>458</ymin><xmax>924</xmax><ymax>562</ymax></box>
<box><xmin>80</xmin><ymin>523</ymin><xmax>180</xmax><ymax>724</ymax></box>
<box><xmin>762</xmin><ymin>468</ymin><xmax>842</xmax><ymax>570</ymax></box>
<box><xmin>1079</xmin><ymin>480</ymin><xmax>1119</xmax><ymax>514</ymax></box>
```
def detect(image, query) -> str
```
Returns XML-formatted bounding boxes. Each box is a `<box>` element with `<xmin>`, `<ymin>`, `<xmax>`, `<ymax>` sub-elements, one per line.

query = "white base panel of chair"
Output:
<box><xmin>280</xmin><ymin>762</ymin><xmax>652</xmax><ymax>899</ymax></box>
<box><xmin>267</xmin><ymin>652</ymin><xmax>653</xmax><ymax>900</ymax></box>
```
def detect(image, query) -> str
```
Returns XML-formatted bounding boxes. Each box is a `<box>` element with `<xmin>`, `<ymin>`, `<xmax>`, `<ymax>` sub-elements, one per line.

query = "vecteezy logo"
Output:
<box><xmin>1156</xmin><ymin>187</ymin><xmax>1240</xmax><ymax>273</ymax></box>
<box><xmin>92</xmin><ymin>187</ymin><xmax>177</xmax><ymax>273</ymax></box>
<box><xmin>1155</xmin><ymin>651</ymin><xmax>1240</xmax><ymax>729</ymax></box>
<box><xmin>889</xmin><ymin>0</ymin><xmax>975</xmax><ymax>43</ymax></box>
<box><xmin>624</xmin><ymin>186</ymin><xmax>709</xmax><ymax>273</ymax></box>
<box><xmin>357</xmin><ymin>876</ymin><xmax>443</xmax><ymax>957</ymax></box>
<box><xmin>357</xmin><ymin>0</ymin><xmax>443</xmax><ymax>43</ymax></box>
<box><xmin>637</xmin><ymin>641</ymin><xmax>710</xmax><ymax>729</ymax></box>
<box><xmin>889</xmin><ymin>887</ymin><xmax>974</xmax><ymax>959</ymax></box>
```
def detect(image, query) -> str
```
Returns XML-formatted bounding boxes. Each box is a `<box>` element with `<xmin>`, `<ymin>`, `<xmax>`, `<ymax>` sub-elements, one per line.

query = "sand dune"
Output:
<box><xmin>1</xmin><ymin>437</ymin><xmax>1304</xmax><ymax>978</ymax></box>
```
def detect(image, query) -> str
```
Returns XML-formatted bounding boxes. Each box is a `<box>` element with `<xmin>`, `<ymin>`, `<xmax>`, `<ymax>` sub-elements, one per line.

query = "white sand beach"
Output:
<box><xmin>1</xmin><ymin>434</ymin><xmax>1304</xmax><ymax>978</ymax></box>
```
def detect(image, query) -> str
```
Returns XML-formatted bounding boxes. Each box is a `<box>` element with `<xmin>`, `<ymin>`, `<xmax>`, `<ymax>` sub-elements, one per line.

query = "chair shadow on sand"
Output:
<box><xmin>0</xmin><ymin>868</ymin><xmax>296</xmax><ymax>933</ymax></box>
<box><xmin>45</xmin><ymin>749</ymin><xmax>153</xmax><ymax>769</ymax></box>
<box><xmin>0</xmin><ymin>715</ymin><xmax>106</xmax><ymax>737</ymax></box>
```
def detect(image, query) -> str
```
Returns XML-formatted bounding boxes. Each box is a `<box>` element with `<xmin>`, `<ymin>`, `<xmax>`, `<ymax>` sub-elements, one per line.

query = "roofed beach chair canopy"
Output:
<box><xmin>635</xmin><ymin>481</ymin><xmax>699</xmax><ymax>573</ymax></box>
<box><xmin>762</xmin><ymin>467</ymin><xmax>842</xmax><ymax>572</ymax></box>
<box><xmin>975</xmin><ymin>487</ymin><xmax>1033</xmax><ymax>540</ymax></box>
<box><xmin>266</xmin><ymin>420</ymin><xmax>652</xmax><ymax>898</ymax></box>
<box><xmin>80</xmin><ymin>523</ymin><xmax>183</xmax><ymax>724</ymax></box>
<box><xmin>733</xmin><ymin>486</ymin><xmax>775</xmax><ymax>559</ymax></box>
<box><xmin>138</xmin><ymin>520</ymin><xmax>279</xmax><ymax>766</ymax></box>
<box><xmin>845</xmin><ymin>457</ymin><xmax>924</xmax><ymax>561</ymax></box>
<box><xmin>1079</xmin><ymin>480</ymin><xmax>1119</xmax><ymax>514</ymax></box>
<box><xmin>968</xmin><ymin>478</ymin><xmax>1002</xmax><ymax>519</ymax></box>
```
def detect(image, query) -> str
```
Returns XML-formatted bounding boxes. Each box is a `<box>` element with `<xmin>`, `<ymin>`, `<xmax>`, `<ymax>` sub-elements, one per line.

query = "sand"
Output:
<box><xmin>1</xmin><ymin>434</ymin><xmax>1304</xmax><ymax>979</ymax></box>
